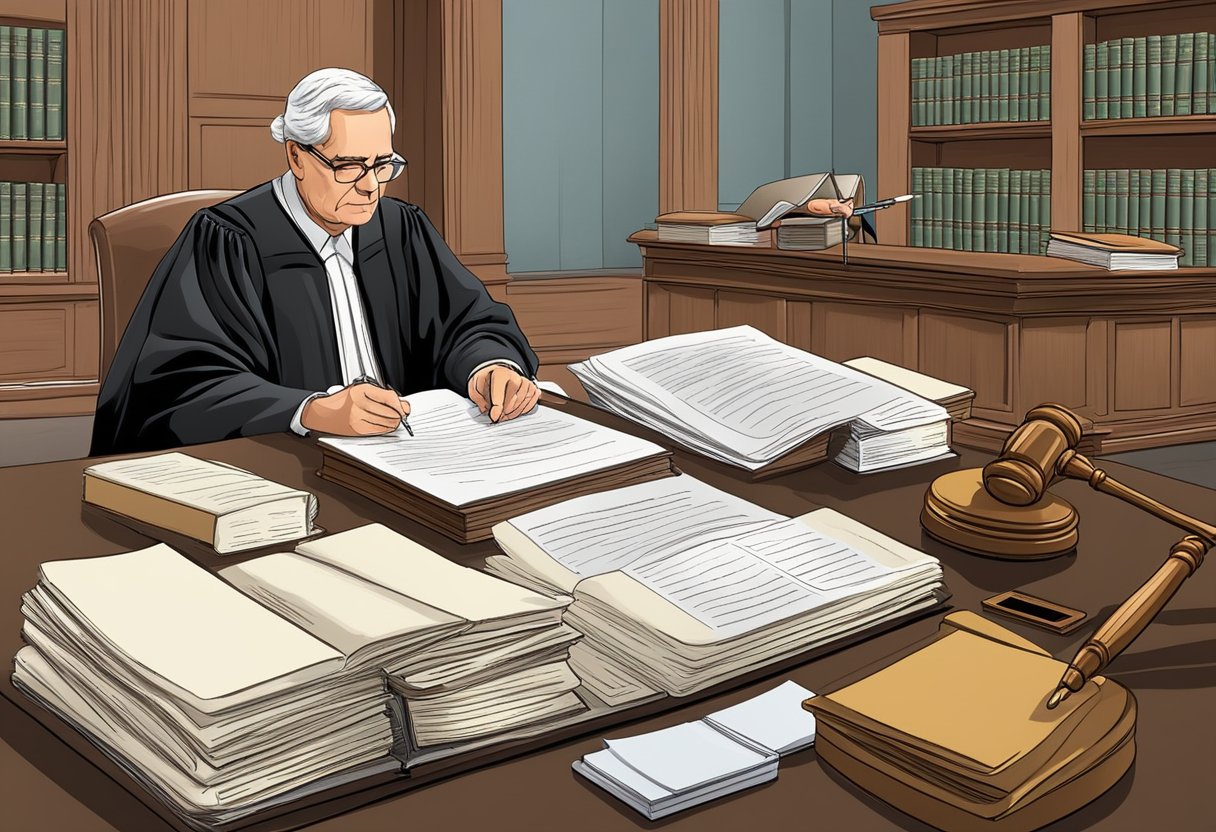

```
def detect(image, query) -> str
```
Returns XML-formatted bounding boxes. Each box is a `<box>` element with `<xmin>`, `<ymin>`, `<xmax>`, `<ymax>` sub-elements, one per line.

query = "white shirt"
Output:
<box><xmin>271</xmin><ymin>172</ymin><xmax>520</xmax><ymax>434</ymax></box>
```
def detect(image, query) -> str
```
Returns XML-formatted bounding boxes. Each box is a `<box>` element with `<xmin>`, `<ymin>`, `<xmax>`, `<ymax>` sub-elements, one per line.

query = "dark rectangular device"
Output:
<box><xmin>981</xmin><ymin>591</ymin><xmax>1087</xmax><ymax>635</ymax></box>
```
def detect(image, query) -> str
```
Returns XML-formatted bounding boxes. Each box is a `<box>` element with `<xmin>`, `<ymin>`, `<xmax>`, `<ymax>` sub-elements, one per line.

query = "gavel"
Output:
<box><xmin>922</xmin><ymin>402</ymin><xmax>1214</xmax><ymax>708</ymax></box>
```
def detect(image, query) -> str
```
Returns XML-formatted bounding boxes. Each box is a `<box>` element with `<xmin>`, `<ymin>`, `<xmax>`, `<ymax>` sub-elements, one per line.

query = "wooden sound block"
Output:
<box><xmin>921</xmin><ymin>468</ymin><xmax>1078</xmax><ymax>559</ymax></box>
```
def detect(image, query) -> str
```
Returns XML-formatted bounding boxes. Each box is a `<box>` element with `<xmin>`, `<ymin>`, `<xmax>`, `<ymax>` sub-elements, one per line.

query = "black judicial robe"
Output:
<box><xmin>90</xmin><ymin>183</ymin><xmax>539</xmax><ymax>456</ymax></box>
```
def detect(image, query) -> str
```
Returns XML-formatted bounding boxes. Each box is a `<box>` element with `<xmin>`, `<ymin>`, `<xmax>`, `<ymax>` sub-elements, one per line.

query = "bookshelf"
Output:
<box><xmin>873</xmin><ymin>0</ymin><xmax>1216</xmax><ymax>267</ymax></box>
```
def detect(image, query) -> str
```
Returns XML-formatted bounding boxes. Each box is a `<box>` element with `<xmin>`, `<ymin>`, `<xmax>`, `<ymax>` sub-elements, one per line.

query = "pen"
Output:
<box><xmin>848</xmin><ymin>194</ymin><xmax>918</xmax><ymax>215</ymax></box>
<box><xmin>353</xmin><ymin>375</ymin><xmax>414</xmax><ymax>436</ymax></box>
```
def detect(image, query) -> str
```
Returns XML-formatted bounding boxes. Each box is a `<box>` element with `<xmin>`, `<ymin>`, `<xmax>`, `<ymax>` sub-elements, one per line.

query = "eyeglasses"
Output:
<box><xmin>298</xmin><ymin>143</ymin><xmax>407</xmax><ymax>184</ymax></box>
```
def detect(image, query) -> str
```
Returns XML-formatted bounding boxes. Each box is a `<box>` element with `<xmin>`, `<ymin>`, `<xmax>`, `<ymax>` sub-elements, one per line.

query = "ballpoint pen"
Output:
<box><xmin>354</xmin><ymin>375</ymin><xmax>414</xmax><ymax>436</ymax></box>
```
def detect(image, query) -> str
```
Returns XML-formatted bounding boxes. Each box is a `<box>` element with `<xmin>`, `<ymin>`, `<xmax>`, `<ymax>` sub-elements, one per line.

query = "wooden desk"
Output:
<box><xmin>2</xmin><ymin>400</ymin><xmax>1213</xmax><ymax>831</ymax></box>
<box><xmin>632</xmin><ymin>232</ymin><xmax>1216</xmax><ymax>455</ymax></box>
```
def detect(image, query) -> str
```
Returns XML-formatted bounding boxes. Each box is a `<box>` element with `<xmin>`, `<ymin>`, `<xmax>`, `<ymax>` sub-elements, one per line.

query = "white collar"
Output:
<box><xmin>272</xmin><ymin>171</ymin><xmax>354</xmax><ymax>261</ymax></box>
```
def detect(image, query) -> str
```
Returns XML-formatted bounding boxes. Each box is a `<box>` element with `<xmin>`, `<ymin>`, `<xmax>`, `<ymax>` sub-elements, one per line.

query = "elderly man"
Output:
<box><xmin>91</xmin><ymin>68</ymin><xmax>540</xmax><ymax>455</ymax></box>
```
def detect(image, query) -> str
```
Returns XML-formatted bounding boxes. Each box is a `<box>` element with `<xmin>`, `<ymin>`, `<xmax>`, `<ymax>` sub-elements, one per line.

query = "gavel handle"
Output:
<box><xmin>1057</xmin><ymin>451</ymin><xmax>1216</xmax><ymax>545</ymax></box>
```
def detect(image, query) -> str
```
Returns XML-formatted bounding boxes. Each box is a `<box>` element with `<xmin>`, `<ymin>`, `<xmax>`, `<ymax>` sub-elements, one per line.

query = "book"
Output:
<box><xmin>806</xmin><ymin>612</ymin><xmax>1135</xmax><ymax>830</ymax></box>
<box><xmin>1151</xmin><ymin>168</ymin><xmax>1167</xmax><ymax>242</ymax></box>
<box><xmin>655</xmin><ymin>211</ymin><xmax>771</xmax><ymax>247</ymax></box>
<box><xmin>842</xmin><ymin>356</ymin><xmax>975</xmax><ymax>422</ymax></box>
<box><xmin>27</xmin><ymin>181</ymin><xmax>41</xmax><ymax>271</ymax></box>
<box><xmin>1196</xmin><ymin>30</ymin><xmax>1210</xmax><ymax>115</ymax></box>
<box><xmin>1195</xmin><ymin>168</ymin><xmax>1209</xmax><ymax>266</ymax></box>
<box><xmin>1132</xmin><ymin>36</ymin><xmax>1148</xmax><ymax>117</ymax></box>
<box><xmin>11</xmin><ymin>26</ymin><xmax>26</xmax><ymax>139</ymax></box>
<box><xmin>316</xmin><ymin>388</ymin><xmax>674</xmax><ymax>543</ymax></box>
<box><xmin>1176</xmin><ymin>33</ymin><xmax>1194</xmax><ymax>116</ymax></box>
<box><xmin>12</xmin><ymin>181</ymin><xmax>26</xmax><ymax>270</ymax></box>
<box><xmin>997</xmin><ymin>49</ymin><xmax>1010</xmax><ymax>122</ymax></box>
<box><xmin>569</xmin><ymin>326</ymin><xmax>953</xmax><ymax>475</ymax></box>
<box><xmin>1147</xmin><ymin>34</ymin><xmax>1162</xmax><ymax>117</ymax></box>
<box><xmin>41</xmin><ymin>179</ymin><xmax>54</xmax><ymax>269</ymax></box>
<box><xmin>910</xmin><ymin>168</ymin><xmax>924</xmax><ymax>246</ymax></box>
<box><xmin>1180</xmin><ymin>168</ymin><xmax>1195</xmax><ymax>267</ymax></box>
<box><xmin>0</xmin><ymin>27</ymin><xmax>10</xmax><ymax>139</ymax></box>
<box><xmin>0</xmin><ymin>181</ymin><xmax>9</xmax><ymax>272</ymax></box>
<box><xmin>82</xmin><ymin>452</ymin><xmax>321</xmax><ymax>553</ymax></box>
<box><xmin>488</xmin><ymin>475</ymin><xmax>946</xmax><ymax>698</ymax></box>
<box><xmin>28</xmin><ymin>28</ymin><xmax>43</xmax><ymax>139</ymax></box>
<box><xmin>46</xmin><ymin>29</ymin><xmax>63</xmax><ymax>139</ymax></box>
<box><xmin>1082</xmin><ymin>169</ymin><xmax>1096</xmax><ymax>231</ymax></box>
<box><xmin>54</xmin><ymin>182</ymin><xmax>65</xmax><ymax>270</ymax></box>
<box><xmin>1119</xmin><ymin>37</ymin><xmax>1134</xmax><ymax>118</ymax></box>
<box><xmin>1045</xmin><ymin>231</ymin><xmax>1180</xmax><ymax>270</ymax></box>
<box><xmin>1165</xmin><ymin>167</ymin><xmax>1182</xmax><ymax>253</ymax></box>
<box><xmin>1082</xmin><ymin>43</ymin><xmax>1095</xmax><ymax>119</ymax></box>
<box><xmin>774</xmin><ymin>215</ymin><xmax>853</xmax><ymax>250</ymax></box>
<box><xmin>573</xmin><ymin>681</ymin><xmax>816</xmax><ymax>820</ymax></box>
<box><xmin>1040</xmin><ymin>44</ymin><xmax>1051</xmax><ymax>119</ymax></box>
<box><xmin>1162</xmin><ymin>34</ymin><xmax>1178</xmax><ymax>115</ymax></box>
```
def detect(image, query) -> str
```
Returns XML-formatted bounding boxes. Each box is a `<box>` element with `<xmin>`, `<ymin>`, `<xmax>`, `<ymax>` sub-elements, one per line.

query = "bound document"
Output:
<box><xmin>488</xmin><ymin>475</ymin><xmax>946</xmax><ymax>698</ymax></box>
<box><xmin>570</xmin><ymin>326</ymin><xmax>954</xmax><ymax>476</ymax></box>
<box><xmin>316</xmin><ymin>389</ymin><xmax>674</xmax><ymax>542</ymax></box>
<box><xmin>83</xmin><ymin>453</ymin><xmax>319</xmax><ymax>553</ymax></box>
<box><xmin>805</xmin><ymin>612</ymin><xmax>1136</xmax><ymax>832</ymax></box>
<box><xmin>1045</xmin><ymin>231</ymin><xmax>1180</xmax><ymax>270</ymax></box>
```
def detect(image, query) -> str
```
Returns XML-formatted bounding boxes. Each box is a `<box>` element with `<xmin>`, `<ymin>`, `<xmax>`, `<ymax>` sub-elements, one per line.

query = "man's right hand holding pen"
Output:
<box><xmin>301</xmin><ymin>382</ymin><xmax>411</xmax><ymax>436</ymax></box>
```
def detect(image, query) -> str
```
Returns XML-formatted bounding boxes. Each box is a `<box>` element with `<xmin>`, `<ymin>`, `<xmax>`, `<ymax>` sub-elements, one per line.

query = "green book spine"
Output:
<box><xmin>1094</xmin><ymin>168</ymin><xmax>1106</xmax><ymax>230</ymax></box>
<box><xmin>1107</xmin><ymin>39</ymin><xmax>1122</xmax><ymax>121</ymax></box>
<box><xmin>1040</xmin><ymin>47</ymin><xmax>1051</xmax><ymax>120</ymax></box>
<box><xmin>1095</xmin><ymin>42</ymin><xmax>1109</xmax><ymax>119</ymax></box>
<box><xmin>1210</xmin><ymin>35</ymin><xmax>1216</xmax><ymax>117</ymax></box>
<box><xmin>911</xmin><ymin>58</ymin><xmax>923</xmax><ymax>126</ymax></box>
<box><xmin>1210</xmin><ymin>168</ymin><xmax>1216</xmax><ymax>266</ymax></box>
<box><xmin>1138</xmin><ymin>168</ymin><xmax>1153</xmax><ymax>240</ymax></box>
<box><xmin>984</xmin><ymin>169</ymin><xmax>999</xmax><ymax>251</ymax></box>
<box><xmin>1082</xmin><ymin>43</ymin><xmax>1096</xmax><ymax>120</ymax></box>
<box><xmin>1027</xmin><ymin>170</ymin><xmax>1040</xmax><ymax>252</ymax></box>
<box><xmin>944</xmin><ymin>55</ymin><xmax>956</xmax><ymax>125</ymax></box>
<box><xmin>1041</xmin><ymin>170</ymin><xmax>1051</xmax><ymax>253</ymax></box>
<box><xmin>996</xmin><ymin>167</ymin><xmax>1010</xmax><ymax>252</ymax></box>
<box><xmin>12</xmin><ymin>27</ymin><xmax>27</xmax><ymax>140</ymax></box>
<box><xmin>1010</xmin><ymin>169</ymin><xmax>1023</xmax><ymax>251</ymax></box>
<box><xmin>930</xmin><ymin>167</ymin><xmax>944</xmax><ymax>247</ymax></box>
<box><xmin>960</xmin><ymin>53</ymin><xmax>973</xmax><ymax>123</ymax></box>
<box><xmin>972</xmin><ymin>168</ymin><xmax>986</xmax><ymax>250</ymax></box>
<box><xmin>1118</xmin><ymin>37</ymin><xmax>1134</xmax><ymax>118</ymax></box>
<box><xmin>28</xmin><ymin>28</ymin><xmax>43</xmax><ymax>140</ymax></box>
<box><xmin>55</xmin><ymin>183</ymin><xmax>65</xmax><ymax>271</ymax></box>
<box><xmin>954</xmin><ymin>55</ymin><xmax>964</xmax><ymax>125</ymax></box>
<box><xmin>978</xmin><ymin>51</ymin><xmax>991</xmax><ymax>122</ymax></box>
<box><xmin>1104</xmin><ymin>170</ymin><xmax>1118</xmax><ymax>232</ymax></box>
<box><xmin>1150</xmin><ymin>169</ymin><xmax>1167</xmax><ymax>241</ymax></box>
<box><xmin>1115</xmin><ymin>169</ymin><xmax>1129</xmax><ymax>235</ymax></box>
<box><xmin>1016</xmin><ymin>172</ymin><xmax>1028</xmax><ymax>252</ymax></box>
<box><xmin>0</xmin><ymin>28</ymin><xmax>10</xmax><ymax>140</ymax></box>
<box><xmin>1176</xmin><ymin>33</ymin><xmax>1194</xmax><ymax>116</ymax></box>
<box><xmin>1082</xmin><ymin>169</ymin><xmax>1096</xmax><ymax>232</ymax></box>
<box><xmin>943</xmin><ymin>168</ymin><xmax>957</xmax><ymax>249</ymax></box>
<box><xmin>12</xmin><ymin>181</ymin><xmax>26</xmax><ymax>270</ymax></box>
<box><xmin>911</xmin><ymin>168</ymin><xmax>923</xmax><ymax>245</ymax></box>
<box><xmin>1146</xmin><ymin>35</ymin><xmax>1162</xmax><ymax>117</ymax></box>
<box><xmin>1127</xmin><ymin>168</ymin><xmax>1141</xmax><ymax>239</ymax></box>
<box><xmin>1180</xmin><ymin>168</ymin><xmax>1195</xmax><ymax>267</ymax></box>
<box><xmin>0</xmin><ymin>182</ymin><xmax>9</xmax><ymax>272</ymax></box>
<box><xmin>932</xmin><ymin>56</ymin><xmax>942</xmax><ymax>126</ymax></box>
<box><xmin>41</xmin><ymin>179</ymin><xmax>54</xmax><ymax>268</ymax></box>
<box><xmin>997</xmin><ymin>49</ymin><xmax>1010</xmax><ymax>122</ymax></box>
<box><xmin>1132</xmin><ymin>37</ymin><xmax>1147</xmax><ymax>118</ymax></box>
<box><xmin>46</xmin><ymin>29</ymin><xmax>62</xmax><ymax>139</ymax></box>
<box><xmin>1195</xmin><ymin>169</ymin><xmax>1209</xmax><ymax>266</ymax></box>
<box><xmin>1027</xmin><ymin>47</ymin><xmax>1041</xmax><ymax>121</ymax></box>
<box><xmin>1010</xmin><ymin>48</ymin><xmax>1023</xmax><ymax>122</ymax></box>
<box><xmin>1165</xmin><ymin>168</ymin><xmax>1182</xmax><ymax>252</ymax></box>
<box><xmin>960</xmin><ymin>169</ymin><xmax>973</xmax><ymax>251</ymax></box>
<box><xmin>1162</xmin><ymin>35</ymin><xmax>1177</xmax><ymax>115</ymax></box>
<box><xmin>1195</xmin><ymin>31</ymin><xmax>1209</xmax><ymax>115</ymax></box>
<box><xmin>1018</xmin><ymin>47</ymin><xmax>1031</xmax><ymax>121</ymax></box>
<box><xmin>27</xmin><ymin>181</ymin><xmax>41</xmax><ymax>271</ymax></box>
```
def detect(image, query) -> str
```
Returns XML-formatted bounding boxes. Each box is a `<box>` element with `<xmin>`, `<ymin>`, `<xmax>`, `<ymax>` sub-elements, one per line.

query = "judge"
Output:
<box><xmin>91</xmin><ymin>68</ymin><xmax>540</xmax><ymax>456</ymax></box>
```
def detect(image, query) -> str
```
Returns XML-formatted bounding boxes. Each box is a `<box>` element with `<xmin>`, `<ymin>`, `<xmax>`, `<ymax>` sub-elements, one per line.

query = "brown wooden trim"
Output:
<box><xmin>1050</xmin><ymin>13</ymin><xmax>1084</xmax><ymax>233</ymax></box>
<box><xmin>876</xmin><ymin>32</ymin><xmax>911</xmax><ymax>244</ymax></box>
<box><xmin>1080</xmin><ymin>114</ymin><xmax>1216</xmax><ymax>136</ymax></box>
<box><xmin>0</xmin><ymin>381</ymin><xmax>98</xmax><ymax>418</ymax></box>
<box><xmin>0</xmin><ymin>140</ymin><xmax>67</xmax><ymax>155</ymax></box>
<box><xmin>659</xmin><ymin>0</ymin><xmax>718</xmax><ymax>213</ymax></box>
<box><xmin>0</xmin><ymin>283</ymin><xmax>97</xmax><ymax>301</ymax></box>
<box><xmin>910</xmin><ymin>122</ymin><xmax>1053</xmax><ymax>140</ymax></box>
<box><xmin>872</xmin><ymin>0</ymin><xmax>1212</xmax><ymax>33</ymax></box>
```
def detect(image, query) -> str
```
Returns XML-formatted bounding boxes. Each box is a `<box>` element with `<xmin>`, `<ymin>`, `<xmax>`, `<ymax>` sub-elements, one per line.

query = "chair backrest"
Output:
<box><xmin>91</xmin><ymin>190</ymin><xmax>241</xmax><ymax>385</ymax></box>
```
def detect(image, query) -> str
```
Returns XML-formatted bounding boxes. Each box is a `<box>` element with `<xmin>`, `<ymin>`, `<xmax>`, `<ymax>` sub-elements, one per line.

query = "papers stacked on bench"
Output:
<box><xmin>569</xmin><ymin>326</ymin><xmax>952</xmax><ymax>474</ymax></box>
<box><xmin>489</xmin><ymin>476</ymin><xmax>945</xmax><ymax>698</ymax></box>
<box><xmin>574</xmin><ymin>681</ymin><xmax>816</xmax><ymax>819</ymax></box>
<box><xmin>13</xmin><ymin>544</ymin><xmax>396</xmax><ymax>828</ymax></box>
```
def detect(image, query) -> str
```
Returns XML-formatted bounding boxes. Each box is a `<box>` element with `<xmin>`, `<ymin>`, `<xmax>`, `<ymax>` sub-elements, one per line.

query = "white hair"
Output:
<box><xmin>270</xmin><ymin>68</ymin><xmax>395</xmax><ymax>145</ymax></box>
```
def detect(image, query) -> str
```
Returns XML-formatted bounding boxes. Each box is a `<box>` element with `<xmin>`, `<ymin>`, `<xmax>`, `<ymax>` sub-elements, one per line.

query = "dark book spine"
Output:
<box><xmin>27</xmin><ymin>28</ymin><xmax>43</xmax><ymax>140</ymax></box>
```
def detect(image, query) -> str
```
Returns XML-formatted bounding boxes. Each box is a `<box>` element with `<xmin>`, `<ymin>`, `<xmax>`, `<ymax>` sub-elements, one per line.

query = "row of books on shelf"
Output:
<box><xmin>1082</xmin><ymin>168</ymin><xmax>1215</xmax><ymax>267</ymax></box>
<box><xmin>1084</xmin><ymin>33</ymin><xmax>1216</xmax><ymax>120</ymax></box>
<box><xmin>0</xmin><ymin>182</ymin><xmax>66</xmax><ymax>273</ymax></box>
<box><xmin>911</xmin><ymin>46</ymin><xmax>1050</xmax><ymax>126</ymax></box>
<box><xmin>910</xmin><ymin>167</ymin><xmax>1051</xmax><ymax>255</ymax></box>
<box><xmin>0</xmin><ymin>26</ymin><xmax>65</xmax><ymax>141</ymax></box>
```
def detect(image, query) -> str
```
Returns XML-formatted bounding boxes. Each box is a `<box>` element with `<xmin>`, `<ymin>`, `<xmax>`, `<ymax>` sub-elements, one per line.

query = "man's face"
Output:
<box><xmin>291</xmin><ymin>108</ymin><xmax>394</xmax><ymax>228</ymax></box>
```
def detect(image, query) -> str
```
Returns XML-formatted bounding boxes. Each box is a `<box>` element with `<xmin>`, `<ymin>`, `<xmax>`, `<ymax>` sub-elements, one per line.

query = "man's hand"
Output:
<box><xmin>468</xmin><ymin>364</ymin><xmax>540</xmax><ymax>423</ymax></box>
<box><xmin>805</xmin><ymin>197</ymin><xmax>854</xmax><ymax>218</ymax></box>
<box><xmin>300</xmin><ymin>383</ymin><xmax>409</xmax><ymax>436</ymax></box>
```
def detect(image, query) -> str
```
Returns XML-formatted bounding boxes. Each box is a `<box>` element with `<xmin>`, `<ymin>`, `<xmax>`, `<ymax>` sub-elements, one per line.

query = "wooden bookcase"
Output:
<box><xmin>0</xmin><ymin>2</ymin><xmax>96</xmax><ymax>417</ymax></box>
<box><xmin>872</xmin><ymin>0</ymin><xmax>1216</xmax><ymax>259</ymax></box>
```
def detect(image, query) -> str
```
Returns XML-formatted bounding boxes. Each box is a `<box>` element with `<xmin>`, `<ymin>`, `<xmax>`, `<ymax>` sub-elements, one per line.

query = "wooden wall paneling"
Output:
<box><xmin>0</xmin><ymin>303</ymin><xmax>72</xmax><ymax>380</ymax></box>
<box><xmin>73</xmin><ymin>299</ymin><xmax>98</xmax><ymax>378</ymax></box>
<box><xmin>394</xmin><ymin>0</ymin><xmax>444</xmax><ymax>219</ymax></box>
<box><xmin>1019</xmin><ymin>317</ymin><xmax>1089</xmax><ymax>412</ymax></box>
<box><xmin>189</xmin><ymin>119</ymin><xmax>290</xmax><ymax>191</ymax></box>
<box><xmin>659</xmin><ymin>0</ymin><xmax>717</xmax><ymax>213</ymax></box>
<box><xmin>786</xmin><ymin>301</ymin><xmax>812</xmax><ymax>352</ymax></box>
<box><xmin>1050</xmin><ymin>12</ymin><xmax>1084</xmax><ymax>232</ymax></box>
<box><xmin>646</xmin><ymin>283</ymin><xmax>672</xmax><ymax>339</ymax></box>
<box><xmin>1179</xmin><ymin>317</ymin><xmax>1216</xmax><ymax>407</ymax></box>
<box><xmin>438</xmin><ymin>0</ymin><xmax>507</xmax><ymax>286</ymax></box>
<box><xmin>1110</xmin><ymin>319</ymin><xmax>1172</xmax><ymax>413</ymax></box>
<box><xmin>505</xmin><ymin>277</ymin><xmax>643</xmax><ymax>353</ymax></box>
<box><xmin>716</xmin><ymin>291</ymin><xmax>786</xmax><ymax>341</ymax></box>
<box><xmin>1085</xmin><ymin>318</ymin><xmax>1109</xmax><ymax>417</ymax></box>
<box><xmin>653</xmin><ymin>284</ymin><xmax>716</xmax><ymax>336</ymax></box>
<box><xmin>811</xmin><ymin>303</ymin><xmax>909</xmax><ymax>366</ymax></box>
<box><xmin>920</xmin><ymin>311</ymin><xmax>1014</xmax><ymax>414</ymax></box>
<box><xmin>875</xmin><ymin>32</ymin><xmax>910</xmax><ymax>244</ymax></box>
<box><xmin>68</xmin><ymin>0</ymin><xmax>188</xmax><ymax>288</ymax></box>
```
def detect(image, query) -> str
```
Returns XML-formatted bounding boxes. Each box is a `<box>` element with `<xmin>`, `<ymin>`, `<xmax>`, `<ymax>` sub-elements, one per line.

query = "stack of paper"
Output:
<box><xmin>488</xmin><ymin>476</ymin><xmax>945</xmax><ymax>698</ymax></box>
<box><xmin>569</xmin><ymin>326</ymin><xmax>952</xmax><ymax>474</ymax></box>
<box><xmin>775</xmin><ymin>215</ymin><xmax>852</xmax><ymax>250</ymax></box>
<box><xmin>220</xmin><ymin>524</ymin><xmax>586</xmax><ymax>759</ymax></box>
<box><xmin>843</xmin><ymin>356</ymin><xmax>975</xmax><ymax>422</ymax></box>
<box><xmin>12</xmin><ymin>545</ymin><xmax>396</xmax><ymax>827</ymax></box>
<box><xmin>573</xmin><ymin>681</ymin><xmax>816</xmax><ymax>819</ymax></box>
<box><xmin>1045</xmin><ymin>231</ymin><xmax>1180</xmax><ymax>270</ymax></box>
<box><xmin>655</xmin><ymin>211</ymin><xmax>770</xmax><ymax>246</ymax></box>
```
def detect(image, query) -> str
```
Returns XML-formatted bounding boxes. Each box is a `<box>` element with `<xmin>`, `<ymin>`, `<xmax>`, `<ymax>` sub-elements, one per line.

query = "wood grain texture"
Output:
<box><xmin>1112</xmin><ymin>320</ymin><xmax>1173</xmax><ymax>412</ymax></box>
<box><xmin>717</xmin><ymin>291</ymin><xmax>785</xmax><ymax>341</ymax></box>
<box><xmin>1019</xmin><ymin>317</ymin><xmax>1088</xmax><ymax>410</ymax></box>
<box><xmin>920</xmin><ymin>312</ymin><xmax>1013</xmax><ymax>412</ymax></box>
<box><xmin>1179</xmin><ymin>318</ymin><xmax>1216</xmax><ymax>407</ymax></box>
<box><xmin>876</xmin><ymin>32</ymin><xmax>910</xmax><ymax>245</ymax></box>
<box><xmin>872</xmin><ymin>0</ymin><xmax>1214</xmax><ymax>32</ymax></box>
<box><xmin>813</xmin><ymin>303</ymin><xmax>909</xmax><ymax>366</ymax></box>
<box><xmin>1050</xmin><ymin>13</ymin><xmax>1083</xmax><ymax>233</ymax></box>
<box><xmin>659</xmin><ymin>0</ymin><xmax>717</xmax><ymax>213</ymax></box>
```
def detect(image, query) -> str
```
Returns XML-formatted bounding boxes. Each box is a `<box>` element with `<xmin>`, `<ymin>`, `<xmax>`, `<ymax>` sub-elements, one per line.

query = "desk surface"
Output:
<box><xmin>1</xmin><ymin>401</ymin><xmax>1213</xmax><ymax>832</ymax></box>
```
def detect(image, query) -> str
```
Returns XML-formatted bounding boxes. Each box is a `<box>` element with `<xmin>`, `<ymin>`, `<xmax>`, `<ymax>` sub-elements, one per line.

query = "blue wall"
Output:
<box><xmin>503</xmin><ymin>0</ymin><xmax>658</xmax><ymax>273</ymax></box>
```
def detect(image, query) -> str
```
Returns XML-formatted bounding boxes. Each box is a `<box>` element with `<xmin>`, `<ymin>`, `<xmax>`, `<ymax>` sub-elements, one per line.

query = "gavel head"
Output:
<box><xmin>982</xmin><ymin>404</ymin><xmax>1084</xmax><ymax>506</ymax></box>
